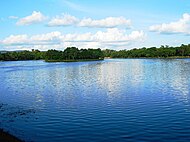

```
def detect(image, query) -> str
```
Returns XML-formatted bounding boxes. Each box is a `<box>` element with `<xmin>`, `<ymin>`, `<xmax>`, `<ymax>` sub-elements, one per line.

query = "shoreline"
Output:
<box><xmin>105</xmin><ymin>56</ymin><xmax>190</xmax><ymax>59</ymax></box>
<box><xmin>0</xmin><ymin>129</ymin><xmax>23</xmax><ymax>142</ymax></box>
<box><xmin>1</xmin><ymin>56</ymin><xmax>190</xmax><ymax>62</ymax></box>
<box><xmin>45</xmin><ymin>58</ymin><xmax>104</xmax><ymax>62</ymax></box>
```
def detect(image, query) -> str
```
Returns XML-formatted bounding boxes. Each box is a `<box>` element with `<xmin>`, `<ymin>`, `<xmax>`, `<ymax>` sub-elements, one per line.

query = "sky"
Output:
<box><xmin>0</xmin><ymin>0</ymin><xmax>190</xmax><ymax>51</ymax></box>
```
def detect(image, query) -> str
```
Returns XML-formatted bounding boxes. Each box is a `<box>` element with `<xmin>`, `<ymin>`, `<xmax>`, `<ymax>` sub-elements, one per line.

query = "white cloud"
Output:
<box><xmin>31</xmin><ymin>31</ymin><xmax>61</xmax><ymax>42</ymax></box>
<box><xmin>0</xmin><ymin>29</ymin><xmax>145</xmax><ymax>50</ymax></box>
<box><xmin>48</xmin><ymin>14</ymin><xmax>131</xmax><ymax>28</ymax></box>
<box><xmin>59</xmin><ymin>28</ymin><xmax>145</xmax><ymax>49</ymax></box>
<box><xmin>48</xmin><ymin>14</ymin><xmax>79</xmax><ymax>26</ymax></box>
<box><xmin>0</xmin><ymin>32</ymin><xmax>61</xmax><ymax>46</ymax></box>
<box><xmin>17</xmin><ymin>11</ymin><xmax>47</xmax><ymax>26</ymax></box>
<box><xmin>1</xmin><ymin>35</ymin><xmax>28</xmax><ymax>45</ymax></box>
<box><xmin>93</xmin><ymin>28</ymin><xmax>144</xmax><ymax>42</ymax></box>
<box><xmin>78</xmin><ymin>17</ymin><xmax>131</xmax><ymax>28</ymax></box>
<box><xmin>149</xmin><ymin>13</ymin><xmax>190</xmax><ymax>35</ymax></box>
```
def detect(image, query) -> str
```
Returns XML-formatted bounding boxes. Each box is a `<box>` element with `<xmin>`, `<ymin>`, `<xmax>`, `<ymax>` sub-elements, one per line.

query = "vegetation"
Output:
<box><xmin>45</xmin><ymin>47</ymin><xmax>104</xmax><ymax>62</ymax></box>
<box><xmin>1</xmin><ymin>44</ymin><xmax>190</xmax><ymax>62</ymax></box>
<box><xmin>0</xmin><ymin>47</ymin><xmax>104</xmax><ymax>62</ymax></box>
<box><xmin>103</xmin><ymin>44</ymin><xmax>190</xmax><ymax>58</ymax></box>
<box><xmin>0</xmin><ymin>49</ymin><xmax>45</xmax><ymax>61</ymax></box>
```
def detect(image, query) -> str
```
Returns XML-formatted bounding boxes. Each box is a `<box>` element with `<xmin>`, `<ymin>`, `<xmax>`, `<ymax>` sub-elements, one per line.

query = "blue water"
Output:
<box><xmin>0</xmin><ymin>59</ymin><xmax>190</xmax><ymax>142</ymax></box>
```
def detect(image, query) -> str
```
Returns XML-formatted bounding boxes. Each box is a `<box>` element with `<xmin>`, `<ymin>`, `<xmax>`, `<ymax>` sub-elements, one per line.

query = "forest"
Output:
<box><xmin>103</xmin><ymin>44</ymin><xmax>190</xmax><ymax>58</ymax></box>
<box><xmin>0</xmin><ymin>44</ymin><xmax>190</xmax><ymax>61</ymax></box>
<box><xmin>0</xmin><ymin>47</ymin><xmax>104</xmax><ymax>62</ymax></box>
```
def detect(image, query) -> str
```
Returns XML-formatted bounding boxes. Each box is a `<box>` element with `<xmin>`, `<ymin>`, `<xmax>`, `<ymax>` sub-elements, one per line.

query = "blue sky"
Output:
<box><xmin>0</xmin><ymin>0</ymin><xmax>190</xmax><ymax>51</ymax></box>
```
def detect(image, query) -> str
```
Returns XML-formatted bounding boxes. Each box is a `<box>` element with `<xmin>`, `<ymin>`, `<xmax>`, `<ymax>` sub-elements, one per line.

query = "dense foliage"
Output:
<box><xmin>0</xmin><ymin>47</ymin><xmax>104</xmax><ymax>61</ymax></box>
<box><xmin>45</xmin><ymin>47</ymin><xmax>104</xmax><ymax>61</ymax></box>
<box><xmin>1</xmin><ymin>44</ymin><xmax>190</xmax><ymax>61</ymax></box>
<box><xmin>103</xmin><ymin>44</ymin><xmax>190</xmax><ymax>58</ymax></box>
<box><xmin>0</xmin><ymin>49</ymin><xmax>45</xmax><ymax>61</ymax></box>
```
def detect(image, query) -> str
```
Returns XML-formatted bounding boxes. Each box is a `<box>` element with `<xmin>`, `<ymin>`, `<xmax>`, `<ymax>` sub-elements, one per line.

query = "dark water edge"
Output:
<box><xmin>0</xmin><ymin>103</ymin><xmax>36</xmax><ymax>142</ymax></box>
<box><xmin>0</xmin><ymin>129</ymin><xmax>23</xmax><ymax>142</ymax></box>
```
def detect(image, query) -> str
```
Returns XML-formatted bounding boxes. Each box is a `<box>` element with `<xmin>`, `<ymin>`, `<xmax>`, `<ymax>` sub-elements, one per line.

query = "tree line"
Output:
<box><xmin>103</xmin><ymin>44</ymin><xmax>190</xmax><ymax>58</ymax></box>
<box><xmin>0</xmin><ymin>47</ymin><xmax>104</xmax><ymax>61</ymax></box>
<box><xmin>1</xmin><ymin>44</ymin><xmax>190</xmax><ymax>61</ymax></box>
<box><xmin>0</xmin><ymin>49</ymin><xmax>45</xmax><ymax>61</ymax></box>
<box><xmin>45</xmin><ymin>47</ymin><xmax>103</xmax><ymax>61</ymax></box>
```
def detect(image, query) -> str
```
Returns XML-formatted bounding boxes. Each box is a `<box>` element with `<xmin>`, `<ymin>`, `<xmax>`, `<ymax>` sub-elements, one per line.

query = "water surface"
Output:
<box><xmin>0</xmin><ymin>59</ymin><xmax>190</xmax><ymax>142</ymax></box>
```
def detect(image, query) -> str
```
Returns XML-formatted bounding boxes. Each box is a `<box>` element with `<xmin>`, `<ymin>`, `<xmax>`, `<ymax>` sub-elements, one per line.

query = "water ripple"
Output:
<box><xmin>0</xmin><ymin>59</ymin><xmax>190</xmax><ymax>142</ymax></box>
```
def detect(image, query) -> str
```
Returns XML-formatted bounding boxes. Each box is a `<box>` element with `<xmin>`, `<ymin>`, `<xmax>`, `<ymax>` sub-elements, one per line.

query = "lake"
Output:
<box><xmin>0</xmin><ymin>59</ymin><xmax>190</xmax><ymax>142</ymax></box>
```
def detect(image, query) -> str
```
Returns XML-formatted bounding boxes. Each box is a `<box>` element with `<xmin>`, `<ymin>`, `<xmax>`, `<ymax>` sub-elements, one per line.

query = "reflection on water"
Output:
<box><xmin>0</xmin><ymin>59</ymin><xmax>190</xmax><ymax>142</ymax></box>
